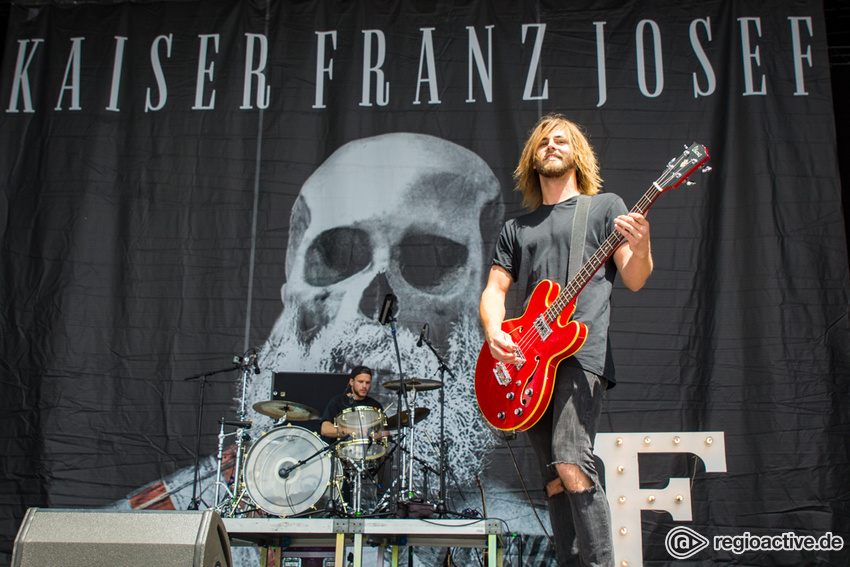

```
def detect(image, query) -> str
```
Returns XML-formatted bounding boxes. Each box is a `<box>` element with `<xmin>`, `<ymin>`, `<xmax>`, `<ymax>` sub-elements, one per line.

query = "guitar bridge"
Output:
<box><xmin>493</xmin><ymin>346</ymin><xmax>526</xmax><ymax>386</ymax></box>
<box><xmin>493</xmin><ymin>362</ymin><xmax>512</xmax><ymax>386</ymax></box>
<box><xmin>533</xmin><ymin>314</ymin><xmax>552</xmax><ymax>340</ymax></box>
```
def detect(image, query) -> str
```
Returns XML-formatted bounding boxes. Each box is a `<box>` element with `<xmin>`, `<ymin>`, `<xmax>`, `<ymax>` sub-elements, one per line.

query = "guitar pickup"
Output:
<box><xmin>514</xmin><ymin>347</ymin><xmax>526</xmax><ymax>368</ymax></box>
<box><xmin>533</xmin><ymin>314</ymin><xmax>552</xmax><ymax>340</ymax></box>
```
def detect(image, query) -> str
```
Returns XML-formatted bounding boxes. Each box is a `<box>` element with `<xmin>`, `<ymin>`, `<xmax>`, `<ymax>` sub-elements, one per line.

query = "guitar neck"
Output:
<box><xmin>544</xmin><ymin>184</ymin><xmax>662</xmax><ymax>321</ymax></box>
<box><xmin>541</xmin><ymin>141</ymin><xmax>709</xmax><ymax>324</ymax></box>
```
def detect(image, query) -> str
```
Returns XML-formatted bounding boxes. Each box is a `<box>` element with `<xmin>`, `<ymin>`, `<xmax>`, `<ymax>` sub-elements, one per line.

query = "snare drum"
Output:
<box><xmin>243</xmin><ymin>425</ymin><xmax>332</xmax><ymax>516</ymax></box>
<box><xmin>336</xmin><ymin>406</ymin><xmax>386</xmax><ymax>462</ymax></box>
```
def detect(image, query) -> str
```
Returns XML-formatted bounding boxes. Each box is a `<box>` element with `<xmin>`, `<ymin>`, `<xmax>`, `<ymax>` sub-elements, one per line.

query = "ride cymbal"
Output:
<box><xmin>382</xmin><ymin>378</ymin><xmax>442</xmax><ymax>391</ymax></box>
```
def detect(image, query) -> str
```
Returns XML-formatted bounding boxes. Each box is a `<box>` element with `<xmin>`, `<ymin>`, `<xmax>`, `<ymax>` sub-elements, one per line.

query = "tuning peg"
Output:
<box><xmin>701</xmin><ymin>165</ymin><xmax>712</xmax><ymax>173</ymax></box>
<box><xmin>685</xmin><ymin>179</ymin><xmax>696</xmax><ymax>186</ymax></box>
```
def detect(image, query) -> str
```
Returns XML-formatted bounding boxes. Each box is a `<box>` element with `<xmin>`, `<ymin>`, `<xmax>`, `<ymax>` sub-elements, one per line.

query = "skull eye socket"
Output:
<box><xmin>304</xmin><ymin>227</ymin><xmax>371</xmax><ymax>286</ymax></box>
<box><xmin>396</xmin><ymin>233</ymin><xmax>468</xmax><ymax>293</ymax></box>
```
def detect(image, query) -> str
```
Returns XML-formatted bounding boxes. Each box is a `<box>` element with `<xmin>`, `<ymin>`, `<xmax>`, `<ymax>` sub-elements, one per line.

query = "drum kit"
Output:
<box><xmin>205</xmin><ymin>300</ymin><xmax>462</xmax><ymax>519</ymax></box>
<box><xmin>208</xmin><ymin>357</ymin><xmax>447</xmax><ymax>519</ymax></box>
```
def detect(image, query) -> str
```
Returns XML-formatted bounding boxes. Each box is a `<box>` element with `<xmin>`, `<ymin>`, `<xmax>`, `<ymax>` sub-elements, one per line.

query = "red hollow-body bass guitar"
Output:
<box><xmin>475</xmin><ymin>143</ymin><xmax>710</xmax><ymax>431</ymax></box>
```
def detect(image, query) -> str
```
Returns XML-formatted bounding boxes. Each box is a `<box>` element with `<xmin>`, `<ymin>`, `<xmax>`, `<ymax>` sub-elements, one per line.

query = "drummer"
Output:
<box><xmin>320</xmin><ymin>365</ymin><xmax>384</xmax><ymax>442</ymax></box>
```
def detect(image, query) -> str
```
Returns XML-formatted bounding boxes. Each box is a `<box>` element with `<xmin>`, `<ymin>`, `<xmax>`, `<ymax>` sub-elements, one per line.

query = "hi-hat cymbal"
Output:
<box><xmin>382</xmin><ymin>378</ymin><xmax>442</xmax><ymax>391</ymax></box>
<box><xmin>252</xmin><ymin>400</ymin><xmax>320</xmax><ymax>421</ymax></box>
<box><xmin>385</xmin><ymin>407</ymin><xmax>431</xmax><ymax>429</ymax></box>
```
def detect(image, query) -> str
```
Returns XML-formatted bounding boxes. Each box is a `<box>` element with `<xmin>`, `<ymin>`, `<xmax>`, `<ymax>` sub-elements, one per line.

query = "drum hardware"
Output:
<box><xmin>346</xmin><ymin>457</ymin><xmax>370</xmax><ymax>514</ymax></box>
<box><xmin>417</xmin><ymin>322</ymin><xmax>464</xmax><ymax>517</ymax></box>
<box><xmin>376</xmin><ymin>293</ymin><xmax>417</xmax><ymax>513</ymax></box>
<box><xmin>183</xmin><ymin>348</ymin><xmax>260</xmax><ymax>511</ymax></box>
<box><xmin>382</xmin><ymin>377</ymin><xmax>441</xmax><ymax>502</ymax></box>
<box><xmin>368</xmin><ymin>445</ymin><xmax>402</xmax><ymax>516</ymax></box>
<box><xmin>393</xmin><ymin>378</ymin><xmax>421</xmax><ymax>500</ymax></box>
<box><xmin>383</xmin><ymin>388</ymin><xmax>431</xmax><ymax>502</ymax></box>
<box><xmin>252</xmin><ymin>399</ymin><xmax>320</xmax><ymax>422</ymax></box>
<box><xmin>325</xmin><ymin>459</ymin><xmax>350</xmax><ymax>517</ymax></box>
<box><xmin>211</xmin><ymin>418</ymin><xmax>253</xmax><ymax>517</ymax></box>
<box><xmin>371</xmin><ymin>478</ymin><xmax>398</xmax><ymax>515</ymax></box>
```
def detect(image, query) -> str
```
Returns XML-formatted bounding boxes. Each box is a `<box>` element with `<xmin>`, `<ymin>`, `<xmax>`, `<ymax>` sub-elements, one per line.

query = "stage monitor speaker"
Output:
<box><xmin>272</xmin><ymin>371</ymin><xmax>348</xmax><ymax>408</ymax></box>
<box><xmin>11</xmin><ymin>508</ymin><xmax>232</xmax><ymax>567</ymax></box>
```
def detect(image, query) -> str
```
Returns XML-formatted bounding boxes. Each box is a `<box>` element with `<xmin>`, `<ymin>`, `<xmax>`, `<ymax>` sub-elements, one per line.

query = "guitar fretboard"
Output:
<box><xmin>543</xmin><ymin>184</ymin><xmax>662</xmax><ymax>322</ymax></box>
<box><xmin>541</xmin><ymin>142</ymin><xmax>709</xmax><ymax>324</ymax></box>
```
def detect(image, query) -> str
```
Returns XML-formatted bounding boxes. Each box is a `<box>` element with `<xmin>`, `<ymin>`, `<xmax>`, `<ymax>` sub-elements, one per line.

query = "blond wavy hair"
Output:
<box><xmin>513</xmin><ymin>114</ymin><xmax>602</xmax><ymax>210</ymax></box>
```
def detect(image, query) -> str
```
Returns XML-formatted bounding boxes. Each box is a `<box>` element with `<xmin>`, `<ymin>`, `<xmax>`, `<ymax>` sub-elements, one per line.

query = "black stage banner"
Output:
<box><xmin>1</xmin><ymin>0</ymin><xmax>848</xmax><ymax>565</ymax></box>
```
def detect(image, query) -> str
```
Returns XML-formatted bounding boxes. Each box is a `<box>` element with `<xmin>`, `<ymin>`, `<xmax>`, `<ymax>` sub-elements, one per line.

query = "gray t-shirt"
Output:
<box><xmin>492</xmin><ymin>192</ymin><xmax>627</xmax><ymax>383</ymax></box>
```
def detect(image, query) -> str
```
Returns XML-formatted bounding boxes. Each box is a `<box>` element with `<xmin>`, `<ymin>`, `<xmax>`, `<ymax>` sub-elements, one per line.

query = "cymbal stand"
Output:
<box><xmin>229</xmin><ymin>349</ymin><xmax>259</xmax><ymax>510</ymax></box>
<box><xmin>420</xmin><ymin>332</ymin><xmax>456</xmax><ymax>515</ymax></box>
<box><xmin>404</xmin><ymin>387</ymin><xmax>419</xmax><ymax>498</ymax></box>
<box><xmin>183</xmin><ymin>352</ymin><xmax>254</xmax><ymax>511</ymax></box>
<box><xmin>212</xmin><ymin>418</ymin><xmax>252</xmax><ymax>516</ymax></box>
<box><xmin>212</xmin><ymin>419</ymin><xmax>231</xmax><ymax>506</ymax></box>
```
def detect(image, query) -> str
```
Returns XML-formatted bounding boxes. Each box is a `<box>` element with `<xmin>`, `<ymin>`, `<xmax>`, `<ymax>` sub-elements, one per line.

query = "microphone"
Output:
<box><xmin>378</xmin><ymin>293</ymin><xmax>396</xmax><ymax>325</ymax></box>
<box><xmin>416</xmin><ymin>323</ymin><xmax>428</xmax><ymax>347</ymax></box>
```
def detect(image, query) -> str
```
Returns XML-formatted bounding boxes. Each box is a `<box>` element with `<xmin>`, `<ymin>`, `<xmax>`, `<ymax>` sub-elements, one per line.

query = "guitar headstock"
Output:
<box><xmin>657</xmin><ymin>142</ymin><xmax>711</xmax><ymax>192</ymax></box>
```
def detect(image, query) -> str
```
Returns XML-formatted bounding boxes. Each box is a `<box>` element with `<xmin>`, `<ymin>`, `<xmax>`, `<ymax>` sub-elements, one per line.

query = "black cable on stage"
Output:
<box><xmin>503</xmin><ymin>434</ymin><xmax>555</xmax><ymax>549</ymax></box>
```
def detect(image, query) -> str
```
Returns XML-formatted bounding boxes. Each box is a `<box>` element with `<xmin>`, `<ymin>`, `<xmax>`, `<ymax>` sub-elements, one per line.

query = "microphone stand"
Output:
<box><xmin>386</xmin><ymin>314</ymin><xmax>412</xmax><ymax>505</ymax></box>
<box><xmin>183</xmin><ymin>361</ymin><xmax>243</xmax><ymax>511</ymax></box>
<box><xmin>420</xmin><ymin>332</ymin><xmax>466</xmax><ymax>517</ymax></box>
<box><xmin>379</xmin><ymin>293</ymin><xmax>413</xmax><ymax>508</ymax></box>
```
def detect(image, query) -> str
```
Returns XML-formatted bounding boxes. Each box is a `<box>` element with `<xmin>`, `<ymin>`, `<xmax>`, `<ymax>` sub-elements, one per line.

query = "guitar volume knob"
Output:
<box><xmin>506</xmin><ymin>392</ymin><xmax>515</xmax><ymax>400</ymax></box>
<box><xmin>514</xmin><ymin>408</ymin><xmax>523</xmax><ymax>416</ymax></box>
<box><xmin>525</xmin><ymin>388</ymin><xmax>534</xmax><ymax>396</ymax></box>
<box><xmin>497</xmin><ymin>412</ymin><xmax>506</xmax><ymax>420</ymax></box>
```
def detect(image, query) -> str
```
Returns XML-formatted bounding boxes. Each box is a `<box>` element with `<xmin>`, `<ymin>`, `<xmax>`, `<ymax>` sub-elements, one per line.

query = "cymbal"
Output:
<box><xmin>252</xmin><ymin>400</ymin><xmax>320</xmax><ymax>421</ymax></box>
<box><xmin>382</xmin><ymin>378</ymin><xmax>442</xmax><ymax>391</ymax></box>
<box><xmin>386</xmin><ymin>407</ymin><xmax>430</xmax><ymax>429</ymax></box>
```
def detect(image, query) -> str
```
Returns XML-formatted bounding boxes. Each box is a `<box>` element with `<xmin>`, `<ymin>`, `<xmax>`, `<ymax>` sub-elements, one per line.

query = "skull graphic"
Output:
<box><xmin>282</xmin><ymin>133</ymin><xmax>502</xmax><ymax>351</ymax></box>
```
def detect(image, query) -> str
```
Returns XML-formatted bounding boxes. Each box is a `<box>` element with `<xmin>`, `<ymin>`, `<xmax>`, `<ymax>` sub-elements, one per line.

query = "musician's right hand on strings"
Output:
<box><xmin>487</xmin><ymin>328</ymin><xmax>519</xmax><ymax>364</ymax></box>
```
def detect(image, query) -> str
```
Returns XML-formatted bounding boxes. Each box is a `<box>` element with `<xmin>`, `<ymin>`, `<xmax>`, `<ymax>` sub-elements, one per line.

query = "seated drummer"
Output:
<box><xmin>320</xmin><ymin>365</ymin><xmax>384</xmax><ymax>442</ymax></box>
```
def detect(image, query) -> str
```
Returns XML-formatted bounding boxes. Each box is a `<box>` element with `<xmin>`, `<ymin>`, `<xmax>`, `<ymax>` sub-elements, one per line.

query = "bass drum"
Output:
<box><xmin>243</xmin><ymin>425</ymin><xmax>332</xmax><ymax>516</ymax></box>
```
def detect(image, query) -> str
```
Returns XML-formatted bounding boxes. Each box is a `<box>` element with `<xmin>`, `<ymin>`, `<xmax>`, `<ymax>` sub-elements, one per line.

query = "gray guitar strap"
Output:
<box><xmin>568</xmin><ymin>194</ymin><xmax>591</xmax><ymax>284</ymax></box>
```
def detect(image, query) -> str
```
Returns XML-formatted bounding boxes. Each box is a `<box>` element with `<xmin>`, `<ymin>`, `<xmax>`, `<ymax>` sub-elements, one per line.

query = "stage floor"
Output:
<box><xmin>223</xmin><ymin>517</ymin><xmax>505</xmax><ymax>566</ymax></box>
